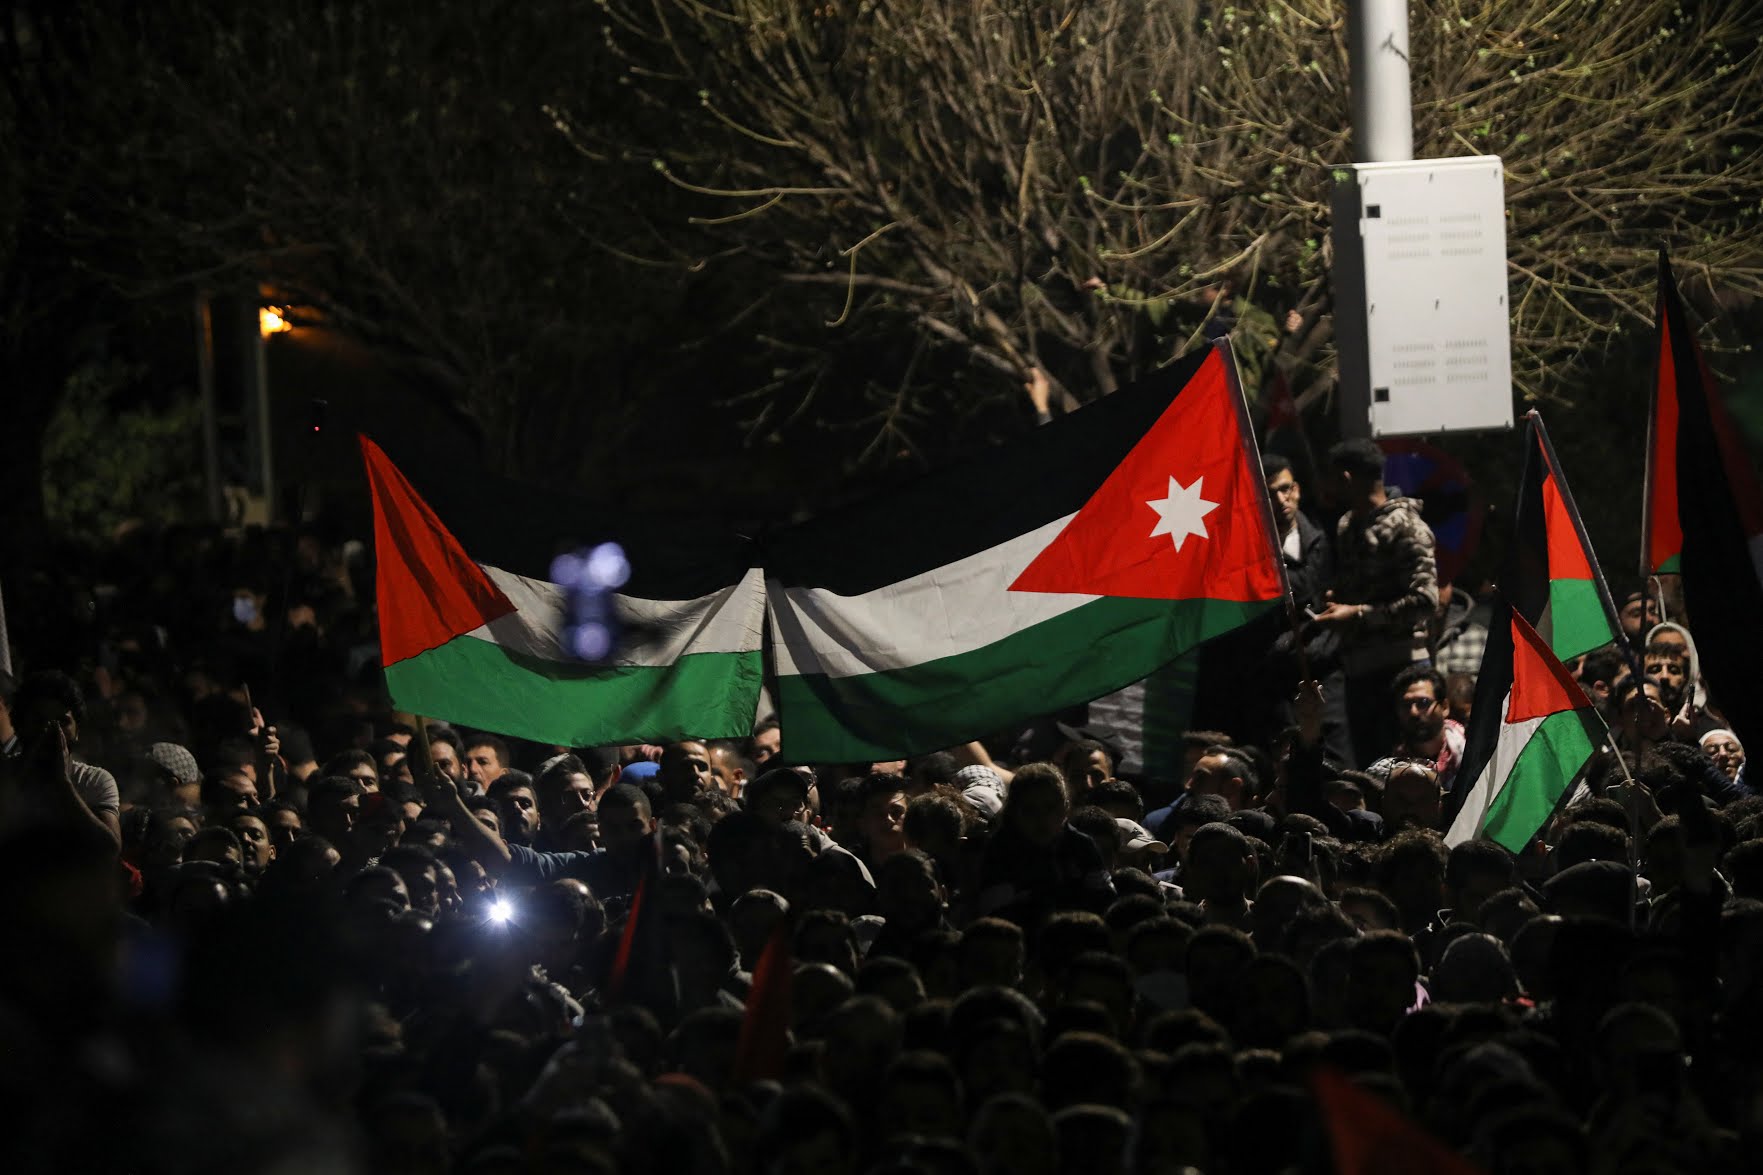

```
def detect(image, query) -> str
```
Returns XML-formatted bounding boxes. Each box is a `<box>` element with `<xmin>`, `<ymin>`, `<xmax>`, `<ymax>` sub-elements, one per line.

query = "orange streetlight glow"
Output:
<box><xmin>259</xmin><ymin>306</ymin><xmax>293</xmax><ymax>336</ymax></box>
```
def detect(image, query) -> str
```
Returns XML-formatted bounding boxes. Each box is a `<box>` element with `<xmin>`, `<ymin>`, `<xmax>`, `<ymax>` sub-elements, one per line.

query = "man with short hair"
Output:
<box><xmin>229</xmin><ymin>810</ymin><xmax>275</xmax><ymax>875</ymax></box>
<box><xmin>1184</xmin><ymin>747</ymin><xmax>1258</xmax><ymax>812</ymax></box>
<box><xmin>427</xmin><ymin>727</ymin><xmax>464</xmax><ymax>785</ymax></box>
<box><xmin>3</xmin><ymin>670</ymin><xmax>122</xmax><ymax>845</ymax></box>
<box><xmin>748</xmin><ymin>716</ymin><xmax>781</xmax><ymax>767</ymax></box>
<box><xmin>1370</xmin><ymin>665</ymin><xmax>1466</xmax><ymax>795</ymax></box>
<box><xmin>533</xmin><ymin>754</ymin><xmax>596</xmax><ymax>850</ymax></box>
<box><xmin>658</xmin><ymin>740</ymin><xmax>714</xmax><ymax>806</ymax></box>
<box><xmin>1309</xmin><ymin>440</ymin><xmax>1440</xmax><ymax>767</ymax></box>
<box><xmin>463</xmin><ymin>734</ymin><xmax>510</xmax><ymax>790</ymax></box>
<box><xmin>705</xmin><ymin>739</ymin><xmax>754</xmax><ymax>800</ymax></box>
<box><xmin>487</xmin><ymin>772</ymin><xmax>540</xmax><ymax>846</ymax></box>
<box><xmin>1643</xmin><ymin>640</ymin><xmax>1690</xmax><ymax>713</ymax></box>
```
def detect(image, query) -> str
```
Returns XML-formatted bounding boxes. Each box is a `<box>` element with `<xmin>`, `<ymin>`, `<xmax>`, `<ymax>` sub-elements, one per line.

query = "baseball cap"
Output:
<box><xmin>1116</xmin><ymin>818</ymin><xmax>1170</xmax><ymax>856</ymax></box>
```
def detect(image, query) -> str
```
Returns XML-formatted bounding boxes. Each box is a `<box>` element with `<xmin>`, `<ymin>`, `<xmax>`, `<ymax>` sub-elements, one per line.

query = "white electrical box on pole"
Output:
<box><xmin>1332</xmin><ymin>2</ymin><xmax>1514</xmax><ymax>439</ymax></box>
<box><xmin>1331</xmin><ymin>157</ymin><xmax>1514</xmax><ymax>438</ymax></box>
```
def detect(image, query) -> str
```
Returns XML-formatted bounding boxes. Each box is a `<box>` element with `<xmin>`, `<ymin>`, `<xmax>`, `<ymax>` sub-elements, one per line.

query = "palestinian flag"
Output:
<box><xmin>362</xmin><ymin>437</ymin><xmax>765</xmax><ymax>746</ymax></box>
<box><xmin>765</xmin><ymin>342</ymin><xmax>1286</xmax><ymax>762</ymax></box>
<box><xmin>1660</xmin><ymin>252</ymin><xmax>1763</xmax><ymax>754</ymax></box>
<box><xmin>1447</xmin><ymin>414</ymin><xmax>1614</xmax><ymax>851</ymax></box>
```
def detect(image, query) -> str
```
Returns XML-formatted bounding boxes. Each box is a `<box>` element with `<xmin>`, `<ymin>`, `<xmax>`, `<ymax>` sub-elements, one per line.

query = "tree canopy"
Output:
<box><xmin>580</xmin><ymin>0</ymin><xmax>1763</xmax><ymax>436</ymax></box>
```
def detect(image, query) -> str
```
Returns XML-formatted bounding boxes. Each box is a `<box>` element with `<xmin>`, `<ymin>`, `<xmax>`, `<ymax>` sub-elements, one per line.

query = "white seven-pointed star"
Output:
<box><xmin>1146</xmin><ymin>475</ymin><xmax>1220</xmax><ymax>552</ymax></box>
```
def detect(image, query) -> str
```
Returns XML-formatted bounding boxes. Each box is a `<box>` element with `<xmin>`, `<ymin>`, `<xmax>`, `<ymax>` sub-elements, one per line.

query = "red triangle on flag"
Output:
<box><xmin>1010</xmin><ymin>349</ymin><xmax>1284</xmax><ymax>602</ymax></box>
<box><xmin>1507</xmin><ymin>607</ymin><xmax>1591</xmax><ymax>724</ymax></box>
<box><xmin>361</xmin><ymin>435</ymin><xmax>516</xmax><ymax>667</ymax></box>
<box><xmin>1539</xmin><ymin>453</ymin><xmax>1595</xmax><ymax>583</ymax></box>
<box><xmin>1311</xmin><ymin>1067</ymin><xmax>1485</xmax><ymax>1175</ymax></box>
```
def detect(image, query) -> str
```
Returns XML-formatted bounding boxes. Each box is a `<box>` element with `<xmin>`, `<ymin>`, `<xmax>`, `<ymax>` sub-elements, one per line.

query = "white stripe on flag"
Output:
<box><xmin>1445</xmin><ymin>698</ymin><xmax>1546</xmax><ymax>847</ymax></box>
<box><xmin>767</xmin><ymin>513</ymin><xmax>1097</xmax><ymax>679</ymax></box>
<box><xmin>466</xmin><ymin>565</ymin><xmax>767</xmax><ymax>668</ymax></box>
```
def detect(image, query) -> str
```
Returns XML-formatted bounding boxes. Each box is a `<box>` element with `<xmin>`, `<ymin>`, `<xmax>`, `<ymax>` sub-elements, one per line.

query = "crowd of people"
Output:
<box><xmin>2</xmin><ymin>440</ymin><xmax>1761</xmax><ymax>1174</ymax></box>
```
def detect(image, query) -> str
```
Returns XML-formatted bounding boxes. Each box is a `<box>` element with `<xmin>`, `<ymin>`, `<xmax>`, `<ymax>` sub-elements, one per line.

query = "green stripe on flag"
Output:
<box><xmin>1479</xmin><ymin>710</ymin><xmax>1597</xmax><ymax>853</ymax></box>
<box><xmin>778</xmin><ymin>595</ymin><xmax>1274</xmax><ymax>761</ymax></box>
<box><xmin>386</xmin><ymin>635</ymin><xmax>764</xmax><ymax>745</ymax></box>
<box><xmin>1655</xmin><ymin>553</ymin><xmax>1682</xmax><ymax>574</ymax></box>
<box><xmin>1547</xmin><ymin>577</ymin><xmax>1617</xmax><ymax>662</ymax></box>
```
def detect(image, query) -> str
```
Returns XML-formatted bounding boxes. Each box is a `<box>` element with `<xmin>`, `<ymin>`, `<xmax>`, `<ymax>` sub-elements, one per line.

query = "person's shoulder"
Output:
<box><xmin>70</xmin><ymin>760</ymin><xmax>120</xmax><ymax>809</ymax></box>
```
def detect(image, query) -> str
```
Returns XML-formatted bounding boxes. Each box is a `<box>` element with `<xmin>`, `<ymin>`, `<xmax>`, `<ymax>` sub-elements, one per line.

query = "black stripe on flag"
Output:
<box><xmin>763</xmin><ymin>350</ymin><xmax>1212</xmax><ymax>595</ymax></box>
<box><xmin>376</xmin><ymin>447</ymin><xmax>758</xmax><ymax>601</ymax></box>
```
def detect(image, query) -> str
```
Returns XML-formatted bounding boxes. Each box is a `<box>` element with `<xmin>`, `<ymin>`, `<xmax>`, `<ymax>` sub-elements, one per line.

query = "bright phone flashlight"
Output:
<box><xmin>488</xmin><ymin>899</ymin><xmax>514</xmax><ymax>924</ymax></box>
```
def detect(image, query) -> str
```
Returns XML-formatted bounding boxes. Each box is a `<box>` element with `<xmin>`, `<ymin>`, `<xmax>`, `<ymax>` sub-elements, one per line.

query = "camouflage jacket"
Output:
<box><xmin>1333</xmin><ymin>495</ymin><xmax>1439</xmax><ymax>667</ymax></box>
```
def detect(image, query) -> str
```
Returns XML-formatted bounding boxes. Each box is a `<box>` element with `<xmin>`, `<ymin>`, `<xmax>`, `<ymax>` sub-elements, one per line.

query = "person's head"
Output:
<box><xmin>1345</xmin><ymin>930</ymin><xmax>1420</xmax><ymax>1033</ymax></box>
<box><xmin>704</xmin><ymin>739</ymin><xmax>754</xmax><ymax>799</ymax></box>
<box><xmin>379</xmin><ymin>844</ymin><xmax>442</xmax><ymax>916</ymax></box>
<box><xmin>877</xmin><ymin>1050</ymin><xmax>964</xmax><ymax>1142</ymax></box>
<box><xmin>306</xmin><ymin>777</ymin><xmax>364</xmax><ymax>846</ymax></box>
<box><xmin>1374</xmin><ymin>830</ymin><xmax>1448</xmax><ymax>927</ymax></box>
<box><xmin>322</xmin><ymin>748</ymin><xmax>380</xmax><ymax>790</ymax></box>
<box><xmin>462</xmin><ymin>735</ymin><xmax>510</xmax><ymax>789</ymax></box>
<box><xmin>1700</xmin><ymin>729</ymin><xmax>1745</xmax><ymax>782</ymax></box>
<box><xmin>876</xmin><ymin>848</ymin><xmax>945</xmax><ymax>930</ymax></box>
<box><xmin>1615</xmin><ymin>676</ymin><xmax>1670</xmax><ymax>743</ymax></box>
<box><xmin>1054</xmin><ymin>739</ymin><xmax>1113</xmax><ymax>797</ymax></box>
<box><xmin>534</xmin><ymin>754</ymin><xmax>596</xmax><ymax>833</ymax></box>
<box><xmin>201</xmin><ymin>769</ymin><xmax>259</xmax><ymax>818</ymax></box>
<box><xmin>1184</xmin><ymin>823</ymin><xmax>1257</xmax><ymax>906</ymax></box>
<box><xmin>1445</xmin><ymin>840</ymin><xmax>1518</xmax><ymax>923</ymax></box>
<box><xmin>1444</xmin><ymin>672</ymin><xmax>1477</xmax><ymax>724</ymax></box>
<box><xmin>755</xmin><ymin>1085</ymin><xmax>856</xmax><ymax>1175</ymax></box>
<box><xmin>658</xmin><ymin>740</ymin><xmax>713</xmax><ymax>803</ymax></box>
<box><xmin>960</xmin><ymin>918</ymin><xmax>1026</xmax><ymax>989</ymax></box>
<box><xmin>1392</xmin><ymin>665</ymin><xmax>1449</xmax><ymax>746</ymax></box>
<box><xmin>597</xmin><ymin>784</ymin><xmax>655</xmax><ymax>862</ymax></box>
<box><xmin>1166</xmin><ymin>793</ymin><xmax>1232</xmax><ymax>862</ymax></box>
<box><xmin>1619</xmin><ymin>591</ymin><xmax>1662</xmax><ymax>647</ymax></box>
<box><xmin>487</xmin><ymin>774</ymin><xmax>540</xmax><ymax>845</ymax></box>
<box><xmin>1327</xmin><ymin>439</ymin><xmax>1386</xmax><ymax>510</ymax></box>
<box><xmin>260</xmin><ymin>800</ymin><xmax>303</xmax><ymax>854</ymax></box>
<box><xmin>1261</xmin><ymin>451</ymin><xmax>1302</xmax><ymax>533</ymax></box>
<box><xmin>1642</xmin><ymin>640</ymin><xmax>1688</xmax><ymax>710</ymax></box>
<box><xmin>748</xmin><ymin>716</ymin><xmax>781</xmax><ymax>767</ymax></box>
<box><xmin>1185</xmin><ymin>746</ymin><xmax>1256</xmax><ymax>811</ymax></box>
<box><xmin>903</xmin><ymin>792</ymin><xmax>966</xmax><ymax>866</ymax></box>
<box><xmin>858</xmin><ymin>773</ymin><xmax>911</xmax><ymax>862</ymax></box>
<box><xmin>1382</xmin><ymin>761</ymin><xmax>1443</xmax><ymax>832</ymax></box>
<box><xmin>745</xmin><ymin>766</ymin><xmax>813</xmax><ymax>828</ymax></box>
<box><xmin>1337</xmin><ymin>886</ymin><xmax>1400</xmax><ymax>932</ymax></box>
<box><xmin>14</xmin><ymin>670</ymin><xmax>87</xmax><ymax>747</ymax></box>
<box><xmin>1002</xmin><ymin>763</ymin><xmax>1070</xmax><ymax>846</ymax></box>
<box><xmin>344</xmin><ymin>865</ymin><xmax>410</xmax><ymax>914</ymax></box>
<box><xmin>145</xmin><ymin>743</ymin><xmax>203</xmax><ymax>808</ymax></box>
<box><xmin>228</xmin><ymin>812</ymin><xmax>274</xmax><ymax>873</ymax></box>
<box><xmin>426</xmin><ymin>727</ymin><xmax>463</xmax><ymax>782</ymax></box>
<box><xmin>184</xmin><ymin>826</ymin><xmax>244</xmax><ymax>870</ymax></box>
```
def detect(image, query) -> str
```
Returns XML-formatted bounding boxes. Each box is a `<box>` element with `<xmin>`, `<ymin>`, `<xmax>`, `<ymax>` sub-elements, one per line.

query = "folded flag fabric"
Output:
<box><xmin>1311</xmin><ymin>1067</ymin><xmax>1485</xmax><ymax>1175</ymax></box>
<box><xmin>764</xmin><ymin>341</ymin><xmax>1287</xmax><ymax>763</ymax></box>
<box><xmin>361</xmin><ymin>436</ymin><xmax>766</xmax><ymax>746</ymax></box>
<box><xmin>1656</xmin><ymin>251</ymin><xmax>1763</xmax><ymax>756</ymax></box>
<box><xmin>1447</xmin><ymin>413</ymin><xmax>1613</xmax><ymax>851</ymax></box>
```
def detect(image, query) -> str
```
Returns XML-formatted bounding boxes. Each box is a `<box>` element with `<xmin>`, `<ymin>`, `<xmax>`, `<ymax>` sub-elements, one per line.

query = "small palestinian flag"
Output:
<box><xmin>765</xmin><ymin>342</ymin><xmax>1287</xmax><ymax>762</ymax></box>
<box><xmin>1658</xmin><ymin>251</ymin><xmax>1763</xmax><ymax>754</ymax></box>
<box><xmin>361</xmin><ymin>437</ymin><xmax>765</xmax><ymax>746</ymax></box>
<box><xmin>1447</xmin><ymin>414</ymin><xmax>1615</xmax><ymax>851</ymax></box>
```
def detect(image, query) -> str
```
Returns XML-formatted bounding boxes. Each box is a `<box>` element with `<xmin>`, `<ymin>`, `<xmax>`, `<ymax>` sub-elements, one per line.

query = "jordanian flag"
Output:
<box><xmin>1447</xmin><ymin>413</ymin><xmax>1618</xmax><ymax>851</ymax></box>
<box><xmin>765</xmin><ymin>342</ymin><xmax>1286</xmax><ymax>762</ymax></box>
<box><xmin>362</xmin><ymin>437</ymin><xmax>765</xmax><ymax>745</ymax></box>
<box><xmin>1660</xmin><ymin>251</ymin><xmax>1763</xmax><ymax>754</ymax></box>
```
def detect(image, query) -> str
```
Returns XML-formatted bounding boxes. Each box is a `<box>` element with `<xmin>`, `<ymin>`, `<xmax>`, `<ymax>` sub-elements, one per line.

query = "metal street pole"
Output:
<box><xmin>1347</xmin><ymin>0</ymin><xmax>1414</xmax><ymax>162</ymax></box>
